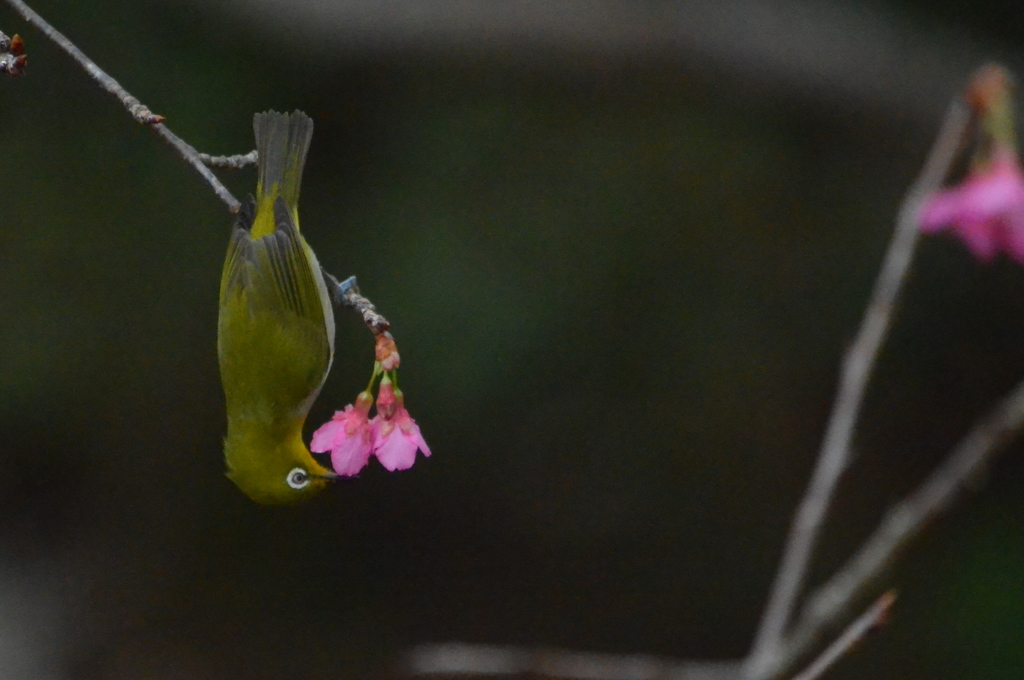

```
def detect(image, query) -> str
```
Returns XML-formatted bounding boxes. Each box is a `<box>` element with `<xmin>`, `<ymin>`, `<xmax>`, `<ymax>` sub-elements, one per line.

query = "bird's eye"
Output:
<box><xmin>286</xmin><ymin>468</ymin><xmax>310</xmax><ymax>490</ymax></box>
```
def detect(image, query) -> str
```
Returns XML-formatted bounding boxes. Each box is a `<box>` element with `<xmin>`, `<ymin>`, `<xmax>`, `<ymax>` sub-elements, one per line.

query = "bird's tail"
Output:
<box><xmin>254</xmin><ymin>110</ymin><xmax>314</xmax><ymax>215</ymax></box>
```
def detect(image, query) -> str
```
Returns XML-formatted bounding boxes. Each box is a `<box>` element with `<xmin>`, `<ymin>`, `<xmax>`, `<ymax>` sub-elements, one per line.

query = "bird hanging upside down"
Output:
<box><xmin>217</xmin><ymin>110</ymin><xmax>338</xmax><ymax>504</ymax></box>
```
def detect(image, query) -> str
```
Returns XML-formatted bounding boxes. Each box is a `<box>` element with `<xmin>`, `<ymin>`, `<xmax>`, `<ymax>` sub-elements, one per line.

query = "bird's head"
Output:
<box><xmin>225</xmin><ymin>426</ymin><xmax>336</xmax><ymax>504</ymax></box>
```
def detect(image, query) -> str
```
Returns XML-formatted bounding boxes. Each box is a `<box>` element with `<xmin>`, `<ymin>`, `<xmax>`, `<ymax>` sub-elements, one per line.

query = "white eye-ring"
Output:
<box><xmin>286</xmin><ymin>468</ymin><xmax>310</xmax><ymax>490</ymax></box>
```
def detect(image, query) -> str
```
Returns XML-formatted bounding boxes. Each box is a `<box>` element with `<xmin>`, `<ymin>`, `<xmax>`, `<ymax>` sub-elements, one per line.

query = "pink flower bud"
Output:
<box><xmin>376</xmin><ymin>378</ymin><xmax>397</xmax><ymax>420</ymax></box>
<box><xmin>375</xmin><ymin>332</ymin><xmax>401</xmax><ymax>371</ymax></box>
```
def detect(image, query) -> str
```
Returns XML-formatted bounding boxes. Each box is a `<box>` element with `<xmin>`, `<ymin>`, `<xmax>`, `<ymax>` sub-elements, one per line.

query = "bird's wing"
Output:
<box><xmin>218</xmin><ymin>196</ymin><xmax>334</xmax><ymax>421</ymax></box>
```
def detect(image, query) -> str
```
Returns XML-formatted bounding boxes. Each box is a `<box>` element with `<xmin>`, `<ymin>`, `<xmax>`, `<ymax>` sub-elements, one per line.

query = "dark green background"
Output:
<box><xmin>1</xmin><ymin>1</ymin><xmax>1022</xmax><ymax>678</ymax></box>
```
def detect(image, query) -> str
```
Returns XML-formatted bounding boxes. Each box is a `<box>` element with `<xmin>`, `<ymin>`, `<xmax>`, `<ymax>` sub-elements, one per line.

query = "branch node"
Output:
<box><xmin>322</xmin><ymin>271</ymin><xmax>392</xmax><ymax>336</ymax></box>
<box><xmin>789</xmin><ymin>591</ymin><xmax>896</xmax><ymax>680</ymax></box>
<box><xmin>122</xmin><ymin>94</ymin><xmax>164</xmax><ymax>124</ymax></box>
<box><xmin>199</xmin><ymin>150</ymin><xmax>259</xmax><ymax>169</ymax></box>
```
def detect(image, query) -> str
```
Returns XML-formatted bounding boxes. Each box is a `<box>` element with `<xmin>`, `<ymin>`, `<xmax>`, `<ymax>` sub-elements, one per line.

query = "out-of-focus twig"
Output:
<box><xmin>762</xmin><ymin>374</ymin><xmax>1024</xmax><ymax>680</ymax></box>
<box><xmin>2</xmin><ymin>0</ymin><xmax>243</xmax><ymax>212</ymax></box>
<box><xmin>788</xmin><ymin>591</ymin><xmax>895</xmax><ymax>680</ymax></box>
<box><xmin>218</xmin><ymin>0</ymin><xmax>981</xmax><ymax>125</ymax></box>
<box><xmin>743</xmin><ymin>97</ymin><xmax>970</xmax><ymax>679</ymax></box>
<box><xmin>402</xmin><ymin>91</ymin><xmax>976</xmax><ymax>680</ymax></box>
<box><xmin>406</xmin><ymin>644</ymin><xmax>741</xmax><ymax>680</ymax></box>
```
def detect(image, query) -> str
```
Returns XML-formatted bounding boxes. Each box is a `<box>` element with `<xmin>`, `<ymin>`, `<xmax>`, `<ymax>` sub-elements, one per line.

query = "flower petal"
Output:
<box><xmin>310</xmin><ymin>419</ymin><xmax>345</xmax><ymax>453</ymax></box>
<box><xmin>919</xmin><ymin>149</ymin><xmax>1024</xmax><ymax>264</ymax></box>
<box><xmin>919</xmin><ymin>189</ymin><xmax>965</xmax><ymax>233</ymax></box>
<box><xmin>954</xmin><ymin>217</ymin><xmax>999</xmax><ymax>260</ymax></box>
<box><xmin>963</xmin><ymin>153</ymin><xmax>1024</xmax><ymax>218</ymax></box>
<box><xmin>331</xmin><ymin>434</ymin><xmax>373</xmax><ymax>477</ymax></box>
<box><xmin>374</xmin><ymin>432</ymin><xmax>419</xmax><ymax>471</ymax></box>
<box><xmin>400</xmin><ymin>419</ymin><xmax>431</xmax><ymax>458</ymax></box>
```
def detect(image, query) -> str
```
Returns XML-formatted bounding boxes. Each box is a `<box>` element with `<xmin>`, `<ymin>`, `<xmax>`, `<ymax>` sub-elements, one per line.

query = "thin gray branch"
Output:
<box><xmin>406</xmin><ymin>644</ymin><xmax>741</xmax><ymax>680</ymax></box>
<box><xmin>789</xmin><ymin>591</ymin><xmax>895</xmax><ymax>680</ymax></box>
<box><xmin>2</xmin><ymin>0</ymin><xmax>242</xmax><ymax>212</ymax></box>
<box><xmin>147</xmin><ymin>123</ymin><xmax>240</xmax><ymax>210</ymax></box>
<box><xmin>149</xmin><ymin>124</ymin><xmax>242</xmax><ymax>211</ymax></box>
<box><xmin>743</xmin><ymin>97</ymin><xmax>971</xmax><ymax>678</ymax></box>
<box><xmin>405</xmin><ymin>432</ymin><xmax>993</xmax><ymax>680</ymax></box>
<box><xmin>766</xmin><ymin>376</ymin><xmax>1024</xmax><ymax>680</ymax></box>
<box><xmin>400</xmin><ymin>89</ymin><xmax>975</xmax><ymax>680</ymax></box>
<box><xmin>2</xmin><ymin>3</ymin><xmax>392</xmax><ymax>342</ymax></box>
<box><xmin>200</xmin><ymin>150</ymin><xmax>259</xmax><ymax>169</ymax></box>
<box><xmin>3</xmin><ymin>0</ymin><xmax>162</xmax><ymax>124</ymax></box>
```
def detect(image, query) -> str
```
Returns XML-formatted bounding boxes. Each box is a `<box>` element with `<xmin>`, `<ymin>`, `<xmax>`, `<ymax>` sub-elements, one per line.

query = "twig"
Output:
<box><xmin>7</xmin><ymin>2</ymin><xmax>998</xmax><ymax>679</ymax></box>
<box><xmin>2</xmin><ymin>0</ymin><xmax>242</xmax><ymax>212</ymax></box>
<box><xmin>400</xmin><ymin>91</ymin><xmax>973</xmax><ymax>680</ymax></box>
<box><xmin>743</xmin><ymin>98</ymin><xmax>971</xmax><ymax>678</ymax></box>
<box><xmin>761</xmin><ymin>375</ymin><xmax>1024</xmax><ymax>680</ymax></box>
<box><xmin>6</xmin><ymin>0</ymin><xmax>395</xmax><ymax>325</ymax></box>
<box><xmin>322</xmin><ymin>271</ymin><xmax>391</xmax><ymax>336</ymax></box>
<box><xmin>788</xmin><ymin>591</ymin><xmax>895</xmax><ymax>680</ymax></box>
<box><xmin>3</xmin><ymin>0</ymin><xmax>162</xmax><ymax>123</ymax></box>
<box><xmin>199</xmin><ymin>150</ymin><xmax>259</xmax><ymax>169</ymax></box>
<box><xmin>406</xmin><ymin>644</ymin><xmax>741</xmax><ymax>680</ymax></box>
<box><xmin>149</xmin><ymin>124</ymin><xmax>242</xmax><ymax>211</ymax></box>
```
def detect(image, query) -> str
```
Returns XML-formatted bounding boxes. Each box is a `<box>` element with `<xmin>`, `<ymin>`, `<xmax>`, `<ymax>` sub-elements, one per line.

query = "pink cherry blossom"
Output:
<box><xmin>371</xmin><ymin>381</ymin><xmax>431</xmax><ymax>471</ymax></box>
<box><xmin>310</xmin><ymin>392</ymin><xmax>375</xmax><ymax>476</ymax></box>
<box><xmin>919</xmin><ymin>149</ymin><xmax>1024</xmax><ymax>263</ymax></box>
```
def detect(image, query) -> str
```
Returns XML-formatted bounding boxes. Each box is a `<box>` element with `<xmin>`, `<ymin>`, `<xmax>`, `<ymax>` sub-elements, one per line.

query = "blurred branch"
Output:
<box><xmin>788</xmin><ymin>591</ymin><xmax>894</xmax><ymax>680</ymax></box>
<box><xmin>221</xmin><ymin>0</ymin><xmax>988</xmax><ymax>123</ymax></box>
<box><xmin>763</xmin><ymin>374</ymin><xmax>1024</xmax><ymax>679</ymax></box>
<box><xmin>408</xmin><ymin>404</ymin><xmax>1013</xmax><ymax>680</ymax></box>
<box><xmin>401</xmin><ymin>90</ymin><xmax>979</xmax><ymax>680</ymax></box>
<box><xmin>406</xmin><ymin>644</ymin><xmax>740</xmax><ymax>680</ymax></box>
<box><xmin>2</xmin><ymin>0</ymin><xmax>244</xmax><ymax>211</ymax></box>
<box><xmin>744</xmin><ymin>95</ymin><xmax>971</xmax><ymax>678</ymax></box>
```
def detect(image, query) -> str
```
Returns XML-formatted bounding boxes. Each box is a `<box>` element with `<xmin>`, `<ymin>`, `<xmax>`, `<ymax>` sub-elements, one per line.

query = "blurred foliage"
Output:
<box><xmin>0</xmin><ymin>0</ymin><xmax>1022</xmax><ymax>678</ymax></box>
<box><xmin>894</xmin><ymin>0</ymin><xmax>1024</xmax><ymax>45</ymax></box>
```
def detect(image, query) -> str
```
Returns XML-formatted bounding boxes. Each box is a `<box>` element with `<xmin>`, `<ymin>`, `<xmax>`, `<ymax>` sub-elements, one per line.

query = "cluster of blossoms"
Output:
<box><xmin>310</xmin><ymin>332</ymin><xmax>431</xmax><ymax>476</ymax></box>
<box><xmin>919</xmin><ymin>64</ymin><xmax>1024</xmax><ymax>262</ymax></box>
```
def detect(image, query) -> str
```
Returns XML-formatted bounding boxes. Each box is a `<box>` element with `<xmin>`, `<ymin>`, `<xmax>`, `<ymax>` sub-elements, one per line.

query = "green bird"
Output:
<box><xmin>218</xmin><ymin>110</ymin><xmax>338</xmax><ymax>504</ymax></box>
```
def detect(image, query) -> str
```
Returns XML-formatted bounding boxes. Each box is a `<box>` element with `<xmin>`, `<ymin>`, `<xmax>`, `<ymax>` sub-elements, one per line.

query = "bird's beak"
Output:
<box><xmin>319</xmin><ymin>471</ymin><xmax>339</xmax><ymax>482</ymax></box>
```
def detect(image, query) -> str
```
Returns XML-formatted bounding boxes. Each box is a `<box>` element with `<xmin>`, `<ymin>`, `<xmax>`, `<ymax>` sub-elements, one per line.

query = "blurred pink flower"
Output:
<box><xmin>371</xmin><ymin>381</ymin><xmax>431</xmax><ymax>471</ymax></box>
<box><xmin>310</xmin><ymin>392</ymin><xmax>375</xmax><ymax>476</ymax></box>
<box><xmin>919</xmin><ymin>149</ymin><xmax>1024</xmax><ymax>262</ymax></box>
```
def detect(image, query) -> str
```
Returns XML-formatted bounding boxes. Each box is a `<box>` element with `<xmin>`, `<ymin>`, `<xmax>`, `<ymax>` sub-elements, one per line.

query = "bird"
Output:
<box><xmin>217</xmin><ymin>110</ymin><xmax>338</xmax><ymax>504</ymax></box>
